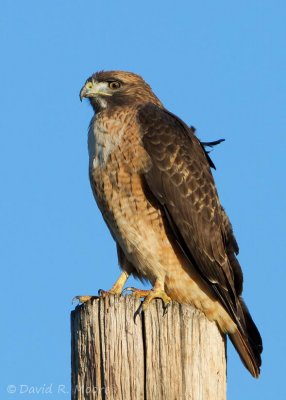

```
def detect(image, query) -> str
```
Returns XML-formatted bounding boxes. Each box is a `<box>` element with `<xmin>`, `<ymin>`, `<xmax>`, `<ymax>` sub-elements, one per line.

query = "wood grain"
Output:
<box><xmin>71</xmin><ymin>295</ymin><xmax>226</xmax><ymax>400</ymax></box>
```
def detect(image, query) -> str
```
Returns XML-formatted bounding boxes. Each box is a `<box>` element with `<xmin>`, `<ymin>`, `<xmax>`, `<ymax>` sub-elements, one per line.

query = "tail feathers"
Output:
<box><xmin>229</xmin><ymin>299</ymin><xmax>263</xmax><ymax>378</ymax></box>
<box><xmin>229</xmin><ymin>330</ymin><xmax>261</xmax><ymax>378</ymax></box>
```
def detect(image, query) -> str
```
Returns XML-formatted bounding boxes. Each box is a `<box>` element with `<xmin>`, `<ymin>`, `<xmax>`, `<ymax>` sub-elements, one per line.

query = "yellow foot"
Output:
<box><xmin>73</xmin><ymin>290</ymin><xmax>119</xmax><ymax>304</ymax></box>
<box><xmin>124</xmin><ymin>288</ymin><xmax>151</xmax><ymax>299</ymax></box>
<box><xmin>73</xmin><ymin>295</ymin><xmax>97</xmax><ymax>304</ymax></box>
<box><xmin>98</xmin><ymin>288</ymin><xmax>122</xmax><ymax>298</ymax></box>
<box><xmin>73</xmin><ymin>271</ymin><xmax>129</xmax><ymax>304</ymax></box>
<box><xmin>126</xmin><ymin>285</ymin><xmax>171</xmax><ymax>312</ymax></box>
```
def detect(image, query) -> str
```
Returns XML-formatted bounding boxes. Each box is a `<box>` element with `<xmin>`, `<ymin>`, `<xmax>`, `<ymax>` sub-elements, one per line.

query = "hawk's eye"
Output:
<box><xmin>108</xmin><ymin>81</ymin><xmax>121</xmax><ymax>90</ymax></box>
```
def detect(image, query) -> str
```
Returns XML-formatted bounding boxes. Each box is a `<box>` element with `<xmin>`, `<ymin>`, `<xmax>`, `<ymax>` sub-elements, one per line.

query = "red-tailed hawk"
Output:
<box><xmin>79</xmin><ymin>71</ymin><xmax>262</xmax><ymax>377</ymax></box>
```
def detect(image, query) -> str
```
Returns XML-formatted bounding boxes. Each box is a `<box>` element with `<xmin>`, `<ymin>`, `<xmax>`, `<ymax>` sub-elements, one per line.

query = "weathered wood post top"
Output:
<box><xmin>71</xmin><ymin>295</ymin><xmax>226</xmax><ymax>400</ymax></box>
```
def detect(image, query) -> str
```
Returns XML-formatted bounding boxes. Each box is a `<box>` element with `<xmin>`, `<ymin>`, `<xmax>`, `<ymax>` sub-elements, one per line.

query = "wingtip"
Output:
<box><xmin>229</xmin><ymin>329</ymin><xmax>262</xmax><ymax>378</ymax></box>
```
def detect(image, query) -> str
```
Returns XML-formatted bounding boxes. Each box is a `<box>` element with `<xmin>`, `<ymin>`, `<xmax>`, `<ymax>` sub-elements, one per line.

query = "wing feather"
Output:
<box><xmin>137</xmin><ymin>103</ymin><xmax>262</xmax><ymax>376</ymax></box>
<box><xmin>137</xmin><ymin>103</ymin><xmax>238</xmax><ymax>314</ymax></box>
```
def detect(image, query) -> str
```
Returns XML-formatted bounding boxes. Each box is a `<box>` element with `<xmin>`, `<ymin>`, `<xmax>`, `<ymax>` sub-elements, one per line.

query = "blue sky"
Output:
<box><xmin>1</xmin><ymin>1</ymin><xmax>285</xmax><ymax>398</ymax></box>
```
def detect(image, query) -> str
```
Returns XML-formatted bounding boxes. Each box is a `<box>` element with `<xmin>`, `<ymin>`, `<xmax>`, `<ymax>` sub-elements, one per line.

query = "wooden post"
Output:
<box><xmin>71</xmin><ymin>295</ymin><xmax>226</xmax><ymax>400</ymax></box>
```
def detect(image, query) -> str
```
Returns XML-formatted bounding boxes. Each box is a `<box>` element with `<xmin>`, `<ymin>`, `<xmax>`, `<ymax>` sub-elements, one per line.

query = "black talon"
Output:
<box><xmin>163</xmin><ymin>301</ymin><xmax>171</xmax><ymax>316</ymax></box>
<box><xmin>72</xmin><ymin>296</ymin><xmax>80</xmax><ymax>305</ymax></box>
<box><xmin>123</xmin><ymin>287</ymin><xmax>135</xmax><ymax>294</ymax></box>
<box><xmin>72</xmin><ymin>295</ymin><xmax>99</xmax><ymax>305</ymax></box>
<box><xmin>133</xmin><ymin>303</ymin><xmax>144</xmax><ymax>324</ymax></box>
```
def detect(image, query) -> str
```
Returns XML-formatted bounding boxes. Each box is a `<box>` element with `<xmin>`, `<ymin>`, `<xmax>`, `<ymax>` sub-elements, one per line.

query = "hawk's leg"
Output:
<box><xmin>74</xmin><ymin>271</ymin><xmax>129</xmax><ymax>304</ymax></box>
<box><xmin>99</xmin><ymin>270</ymin><xmax>130</xmax><ymax>297</ymax></box>
<box><xmin>126</xmin><ymin>280</ymin><xmax>171</xmax><ymax>312</ymax></box>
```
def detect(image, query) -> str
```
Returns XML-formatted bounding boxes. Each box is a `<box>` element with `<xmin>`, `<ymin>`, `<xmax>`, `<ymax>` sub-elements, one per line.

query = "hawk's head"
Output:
<box><xmin>80</xmin><ymin>70</ymin><xmax>162</xmax><ymax>112</ymax></box>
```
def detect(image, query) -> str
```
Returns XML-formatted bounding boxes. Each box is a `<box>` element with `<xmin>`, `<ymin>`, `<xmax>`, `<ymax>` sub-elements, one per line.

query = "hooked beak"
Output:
<box><xmin>79</xmin><ymin>82</ymin><xmax>112</xmax><ymax>102</ymax></box>
<box><xmin>79</xmin><ymin>85</ymin><xmax>89</xmax><ymax>102</ymax></box>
